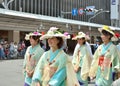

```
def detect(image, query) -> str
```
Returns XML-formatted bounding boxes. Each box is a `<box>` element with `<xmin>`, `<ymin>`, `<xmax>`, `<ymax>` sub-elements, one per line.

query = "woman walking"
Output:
<box><xmin>72</xmin><ymin>32</ymin><xmax>92</xmax><ymax>86</ymax></box>
<box><xmin>23</xmin><ymin>32</ymin><xmax>44</xmax><ymax>86</ymax></box>
<box><xmin>31</xmin><ymin>27</ymin><xmax>79</xmax><ymax>86</ymax></box>
<box><xmin>89</xmin><ymin>25</ymin><xmax>120</xmax><ymax>86</ymax></box>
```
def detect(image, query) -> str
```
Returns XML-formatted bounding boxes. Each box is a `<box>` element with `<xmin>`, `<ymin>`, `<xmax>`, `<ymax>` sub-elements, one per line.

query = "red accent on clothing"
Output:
<box><xmin>98</xmin><ymin>56</ymin><xmax>112</xmax><ymax>67</ymax></box>
<box><xmin>98</xmin><ymin>56</ymin><xmax>104</xmax><ymax>66</ymax></box>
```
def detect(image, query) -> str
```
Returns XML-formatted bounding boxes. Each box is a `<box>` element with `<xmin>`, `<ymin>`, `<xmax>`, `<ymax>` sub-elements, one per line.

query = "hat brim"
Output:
<box><xmin>72</xmin><ymin>36</ymin><xmax>89</xmax><ymax>40</ymax></box>
<box><xmin>25</xmin><ymin>34</ymin><xmax>41</xmax><ymax>40</ymax></box>
<box><xmin>98</xmin><ymin>27</ymin><xmax>115</xmax><ymax>36</ymax></box>
<box><xmin>40</xmin><ymin>34</ymin><xmax>68</xmax><ymax>40</ymax></box>
<box><xmin>98</xmin><ymin>28</ymin><xmax>118</xmax><ymax>41</ymax></box>
<box><xmin>29</xmin><ymin>34</ymin><xmax>42</xmax><ymax>36</ymax></box>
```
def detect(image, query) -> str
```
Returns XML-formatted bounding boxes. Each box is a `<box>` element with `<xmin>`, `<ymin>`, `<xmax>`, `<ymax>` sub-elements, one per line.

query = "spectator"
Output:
<box><xmin>93</xmin><ymin>39</ymin><xmax>100</xmax><ymax>52</ymax></box>
<box><xmin>0</xmin><ymin>43</ymin><xmax>6</xmax><ymax>59</ymax></box>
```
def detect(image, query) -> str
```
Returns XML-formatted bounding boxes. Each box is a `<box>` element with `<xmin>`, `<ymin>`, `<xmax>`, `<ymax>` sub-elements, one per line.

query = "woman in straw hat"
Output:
<box><xmin>72</xmin><ymin>32</ymin><xmax>92</xmax><ymax>86</ymax></box>
<box><xmin>89</xmin><ymin>25</ymin><xmax>120</xmax><ymax>86</ymax></box>
<box><xmin>31</xmin><ymin>27</ymin><xmax>79</xmax><ymax>86</ymax></box>
<box><xmin>23</xmin><ymin>31</ymin><xmax>44</xmax><ymax>86</ymax></box>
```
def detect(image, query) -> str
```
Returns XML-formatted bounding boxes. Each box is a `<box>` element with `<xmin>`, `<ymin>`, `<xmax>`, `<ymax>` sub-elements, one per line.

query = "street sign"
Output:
<box><xmin>86</xmin><ymin>6</ymin><xmax>95</xmax><ymax>15</ymax></box>
<box><xmin>78</xmin><ymin>8</ymin><xmax>84</xmax><ymax>15</ymax></box>
<box><xmin>72</xmin><ymin>8</ymin><xmax>78</xmax><ymax>16</ymax></box>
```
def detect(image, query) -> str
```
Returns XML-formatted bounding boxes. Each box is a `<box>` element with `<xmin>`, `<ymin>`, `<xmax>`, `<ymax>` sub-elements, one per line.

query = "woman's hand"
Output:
<box><xmin>74</xmin><ymin>66</ymin><xmax>80</xmax><ymax>73</ymax></box>
<box><xmin>26</xmin><ymin>70</ymin><xmax>34</xmax><ymax>78</ymax></box>
<box><xmin>35</xmin><ymin>82</ymin><xmax>40</xmax><ymax>86</ymax></box>
<box><xmin>90</xmin><ymin>76</ymin><xmax>95</xmax><ymax>80</ymax></box>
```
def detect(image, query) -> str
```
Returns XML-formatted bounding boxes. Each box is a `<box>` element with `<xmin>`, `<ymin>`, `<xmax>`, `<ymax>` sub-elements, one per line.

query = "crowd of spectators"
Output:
<box><xmin>0</xmin><ymin>40</ymin><xmax>26</xmax><ymax>60</ymax></box>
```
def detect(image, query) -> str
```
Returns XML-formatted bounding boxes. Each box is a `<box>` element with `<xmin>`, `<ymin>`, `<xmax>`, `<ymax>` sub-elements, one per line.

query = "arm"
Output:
<box><xmin>23</xmin><ymin>46</ymin><xmax>30</xmax><ymax>77</ymax></box>
<box><xmin>89</xmin><ymin>46</ymin><xmax>99</xmax><ymax>78</ymax></box>
<box><xmin>72</xmin><ymin>44</ymin><xmax>79</xmax><ymax>67</ymax></box>
<box><xmin>32</xmin><ymin>53</ymin><xmax>46</xmax><ymax>83</ymax></box>
<box><xmin>112</xmin><ymin>47</ymin><xmax>120</xmax><ymax>72</ymax></box>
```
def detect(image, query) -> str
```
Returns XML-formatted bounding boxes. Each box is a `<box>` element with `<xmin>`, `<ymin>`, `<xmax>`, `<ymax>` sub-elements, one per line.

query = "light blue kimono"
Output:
<box><xmin>32</xmin><ymin>49</ymin><xmax>67</xmax><ymax>86</ymax></box>
<box><xmin>72</xmin><ymin>44</ymin><xmax>91</xmax><ymax>86</ymax></box>
<box><xmin>23</xmin><ymin>44</ymin><xmax>44</xmax><ymax>85</ymax></box>
<box><xmin>90</xmin><ymin>42</ymin><xmax>120</xmax><ymax>86</ymax></box>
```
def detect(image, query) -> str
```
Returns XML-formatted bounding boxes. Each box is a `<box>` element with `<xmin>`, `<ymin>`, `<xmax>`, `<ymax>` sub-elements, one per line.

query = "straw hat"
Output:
<box><xmin>98</xmin><ymin>25</ymin><xmax>115</xmax><ymax>36</ymax></box>
<box><xmin>72</xmin><ymin>32</ymin><xmax>88</xmax><ymax>40</ymax></box>
<box><xmin>25</xmin><ymin>31</ymin><xmax>42</xmax><ymax>40</ymax></box>
<box><xmin>98</xmin><ymin>25</ymin><xmax>118</xmax><ymax>41</ymax></box>
<box><xmin>40</xmin><ymin>27</ymin><xmax>69</xmax><ymax>40</ymax></box>
<box><xmin>25</xmin><ymin>34</ymin><xmax>30</xmax><ymax>40</ymax></box>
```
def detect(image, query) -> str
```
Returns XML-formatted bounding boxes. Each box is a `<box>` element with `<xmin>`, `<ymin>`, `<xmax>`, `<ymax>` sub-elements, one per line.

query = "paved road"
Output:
<box><xmin>0</xmin><ymin>59</ymin><xmax>95</xmax><ymax>86</ymax></box>
<box><xmin>0</xmin><ymin>59</ymin><xmax>24</xmax><ymax>86</ymax></box>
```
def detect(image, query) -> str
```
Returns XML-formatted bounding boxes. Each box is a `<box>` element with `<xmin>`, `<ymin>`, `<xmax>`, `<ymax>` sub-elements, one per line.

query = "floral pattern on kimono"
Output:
<box><xmin>23</xmin><ymin>44</ymin><xmax>44</xmax><ymax>85</ymax></box>
<box><xmin>89</xmin><ymin>42</ymin><xmax>120</xmax><ymax>86</ymax></box>
<box><xmin>32</xmin><ymin>49</ymin><xmax>80</xmax><ymax>86</ymax></box>
<box><xmin>72</xmin><ymin>45</ymin><xmax>92</xmax><ymax>86</ymax></box>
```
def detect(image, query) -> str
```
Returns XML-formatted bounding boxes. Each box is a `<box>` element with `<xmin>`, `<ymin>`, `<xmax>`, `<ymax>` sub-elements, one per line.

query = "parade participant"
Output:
<box><xmin>89</xmin><ymin>25</ymin><xmax>120</xmax><ymax>86</ymax></box>
<box><xmin>31</xmin><ymin>27</ymin><xmax>79</xmax><ymax>86</ymax></box>
<box><xmin>23</xmin><ymin>31</ymin><xmax>44</xmax><ymax>86</ymax></box>
<box><xmin>73</xmin><ymin>42</ymin><xmax>93</xmax><ymax>59</ymax></box>
<box><xmin>72</xmin><ymin>32</ymin><xmax>92</xmax><ymax>86</ymax></box>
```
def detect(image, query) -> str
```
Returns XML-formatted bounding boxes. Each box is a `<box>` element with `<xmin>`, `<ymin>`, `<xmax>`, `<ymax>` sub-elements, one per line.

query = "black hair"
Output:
<box><xmin>77</xmin><ymin>37</ymin><xmax>86</xmax><ymax>45</ymax></box>
<box><xmin>102</xmin><ymin>30</ymin><xmax>113</xmax><ymax>40</ymax></box>
<box><xmin>56</xmin><ymin>37</ymin><xmax>64</xmax><ymax>49</ymax></box>
<box><xmin>30</xmin><ymin>36</ymin><xmax>40</xmax><ymax>43</ymax></box>
<box><xmin>82</xmin><ymin>37</ymin><xmax>86</xmax><ymax>45</ymax></box>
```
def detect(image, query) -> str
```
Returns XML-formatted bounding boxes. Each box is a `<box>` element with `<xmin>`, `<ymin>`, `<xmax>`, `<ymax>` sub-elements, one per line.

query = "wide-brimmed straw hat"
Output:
<box><xmin>25</xmin><ymin>31</ymin><xmax>42</xmax><ymax>40</ymax></box>
<box><xmin>40</xmin><ymin>27</ymin><xmax>69</xmax><ymax>40</ymax></box>
<box><xmin>98</xmin><ymin>25</ymin><xmax>118</xmax><ymax>41</ymax></box>
<box><xmin>98</xmin><ymin>25</ymin><xmax>115</xmax><ymax>36</ymax></box>
<box><xmin>72</xmin><ymin>32</ymin><xmax>88</xmax><ymax>40</ymax></box>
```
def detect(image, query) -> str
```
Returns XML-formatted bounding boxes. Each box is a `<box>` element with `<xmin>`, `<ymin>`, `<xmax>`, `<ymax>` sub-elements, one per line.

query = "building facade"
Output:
<box><xmin>0</xmin><ymin>0</ymin><xmax>120</xmax><ymax>52</ymax></box>
<box><xmin>1</xmin><ymin>0</ymin><xmax>111</xmax><ymax>25</ymax></box>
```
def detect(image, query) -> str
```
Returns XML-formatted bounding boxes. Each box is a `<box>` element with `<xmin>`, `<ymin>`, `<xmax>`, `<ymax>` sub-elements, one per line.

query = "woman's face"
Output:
<box><xmin>48</xmin><ymin>37</ymin><xmax>59</xmax><ymax>48</ymax></box>
<box><xmin>77</xmin><ymin>38</ymin><xmax>85</xmax><ymax>45</ymax></box>
<box><xmin>29</xmin><ymin>36</ymin><xmax>38</xmax><ymax>46</ymax></box>
<box><xmin>101</xmin><ymin>33</ymin><xmax>110</xmax><ymax>43</ymax></box>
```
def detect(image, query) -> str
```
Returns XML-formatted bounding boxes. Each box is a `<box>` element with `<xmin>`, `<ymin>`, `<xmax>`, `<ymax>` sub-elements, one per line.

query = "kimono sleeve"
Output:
<box><xmin>89</xmin><ymin>46</ymin><xmax>99</xmax><ymax>77</ymax></box>
<box><xmin>32</xmin><ymin>52</ymin><xmax>46</xmax><ymax>83</ymax></box>
<box><xmin>112</xmin><ymin>47</ymin><xmax>120</xmax><ymax>72</ymax></box>
<box><xmin>32</xmin><ymin>47</ymin><xmax>44</xmax><ymax>66</ymax></box>
<box><xmin>23</xmin><ymin>46</ymin><xmax>30</xmax><ymax>77</ymax></box>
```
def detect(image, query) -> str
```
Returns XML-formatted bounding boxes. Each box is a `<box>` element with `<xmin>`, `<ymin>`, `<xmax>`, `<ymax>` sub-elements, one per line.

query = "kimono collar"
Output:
<box><xmin>29</xmin><ymin>44</ymin><xmax>39</xmax><ymax>55</ymax></box>
<box><xmin>49</xmin><ymin>49</ymin><xmax>61</xmax><ymax>62</ymax></box>
<box><xmin>101</xmin><ymin>42</ymin><xmax>112</xmax><ymax>55</ymax></box>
